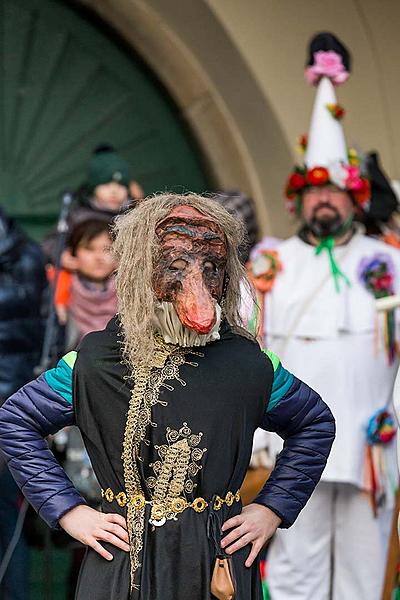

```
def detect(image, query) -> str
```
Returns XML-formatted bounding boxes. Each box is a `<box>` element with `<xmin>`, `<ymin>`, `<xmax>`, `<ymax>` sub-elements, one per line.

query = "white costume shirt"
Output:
<box><xmin>263</xmin><ymin>231</ymin><xmax>400</xmax><ymax>489</ymax></box>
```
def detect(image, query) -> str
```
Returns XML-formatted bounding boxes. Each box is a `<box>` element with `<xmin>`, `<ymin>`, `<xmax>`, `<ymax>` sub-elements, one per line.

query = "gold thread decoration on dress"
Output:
<box><xmin>121</xmin><ymin>336</ymin><xmax>201</xmax><ymax>591</ymax></box>
<box><xmin>146</xmin><ymin>422</ymin><xmax>207</xmax><ymax>525</ymax></box>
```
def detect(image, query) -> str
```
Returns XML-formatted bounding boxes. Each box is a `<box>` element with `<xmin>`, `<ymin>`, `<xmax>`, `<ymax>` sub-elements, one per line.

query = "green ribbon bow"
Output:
<box><xmin>315</xmin><ymin>236</ymin><xmax>351</xmax><ymax>293</ymax></box>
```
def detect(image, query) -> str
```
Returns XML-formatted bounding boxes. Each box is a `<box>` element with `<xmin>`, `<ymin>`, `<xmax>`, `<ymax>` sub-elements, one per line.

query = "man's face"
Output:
<box><xmin>302</xmin><ymin>185</ymin><xmax>354</xmax><ymax>237</ymax></box>
<box><xmin>153</xmin><ymin>206</ymin><xmax>227</xmax><ymax>334</ymax></box>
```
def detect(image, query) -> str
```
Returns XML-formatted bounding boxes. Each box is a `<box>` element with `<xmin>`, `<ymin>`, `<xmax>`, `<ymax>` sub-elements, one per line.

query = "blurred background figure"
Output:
<box><xmin>246</xmin><ymin>33</ymin><xmax>400</xmax><ymax>600</ymax></box>
<box><xmin>362</xmin><ymin>151</ymin><xmax>400</xmax><ymax>247</ymax></box>
<box><xmin>213</xmin><ymin>190</ymin><xmax>259</xmax><ymax>263</ymax></box>
<box><xmin>62</xmin><ymin>218</ymin><xmax>117</xmax><ymax>349</ymax></box>
<box><xmin>72</xmin><ymin>143</ymin><xmax>142</xmax><ymax>223</ymax></box>
<box><xmin>0</xmin><ymin>206</ymin><xmax>47</xmax><ymax>600</ymax></box>
<box><xmin>46</xmin><ymin>145</ymin><xmax>131</xmax><ymax>330</ymax></box>
<box><xmin>43</xmin><ymin>144</ymin><xmax>137</xmax><ymax>264</ymax></box>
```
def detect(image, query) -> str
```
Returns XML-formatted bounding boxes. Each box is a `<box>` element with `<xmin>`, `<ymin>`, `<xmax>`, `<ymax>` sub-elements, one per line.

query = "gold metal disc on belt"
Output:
<box><xmin>116</xmin><ymin>492</ymin><xmax>127</xmax><ymax>507</ymax></box>
<box><xmin>225</xmin><ymin>492</ymin><xmax>234</xmax><ymax>506</ymax></box>
<box><xmin>131</xmin><ymin>494</ymin><xmax>145</xmax><ymax>510</ymax></box>
<box><xmin>213</xmin><ymin>496</ymin><xmax>223</xmax><ymax>511</ymax></box>
<box><xmin>151</xmin><ymin>504</ymin><xmax>165</xmax><ymax>521</ymax></box>
<box><xmin>191</xmin><ymin>497</ymin><xmax>208</xmax><ymax>512</ymax></box>
<box><xmin>104</xmin><ymin>488</ymin><xmax>114</xmax><ymax>503</ymax></box>
<box><xmin>171</xmin><ymin>497</ymin><xmax>188</xmax><ymax>513</ymax></box>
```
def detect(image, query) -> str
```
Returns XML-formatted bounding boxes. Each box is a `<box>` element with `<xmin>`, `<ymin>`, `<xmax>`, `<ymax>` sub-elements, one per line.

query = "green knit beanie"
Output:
<box><xmin>86</xmin><ymin>149</ymin><xmax>130</xmax><ymax>192</ymax></box>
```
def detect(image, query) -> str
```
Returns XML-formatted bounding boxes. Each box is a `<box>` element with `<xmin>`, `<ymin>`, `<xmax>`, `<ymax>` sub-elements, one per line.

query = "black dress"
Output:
<box><xmin>74</xmin><ymin>317</ymin><xmax>273</xmax><ymax>600</ymax></box>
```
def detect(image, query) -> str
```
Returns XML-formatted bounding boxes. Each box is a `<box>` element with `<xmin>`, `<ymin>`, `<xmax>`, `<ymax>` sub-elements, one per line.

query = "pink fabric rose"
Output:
<box><xmin>344</xmin><ymin>165</ymin><xmax>363</xmax><ymax>190</ymax></box>
<box><xmin>305</xmin><ymin>51</ymin><xmax>349</xmax><ymax>86</ymax></box>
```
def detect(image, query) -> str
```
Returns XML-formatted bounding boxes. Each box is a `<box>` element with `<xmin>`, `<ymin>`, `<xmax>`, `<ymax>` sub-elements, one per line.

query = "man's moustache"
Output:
<box><xmin>311</xmin><ymin>204</ymin><xmax>340</xmax><ymax>219</ymax></box>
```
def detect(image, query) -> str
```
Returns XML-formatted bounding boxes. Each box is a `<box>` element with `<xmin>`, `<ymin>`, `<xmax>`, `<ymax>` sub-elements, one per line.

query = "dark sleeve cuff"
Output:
<box><xmin>39</xmin><ymin>488</ymin><xmax>87</xmax><ymax>529</ymax></box>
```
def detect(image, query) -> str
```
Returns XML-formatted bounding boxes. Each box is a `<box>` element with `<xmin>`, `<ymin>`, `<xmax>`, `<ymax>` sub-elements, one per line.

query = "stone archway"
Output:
<box><xmin>78</xmin><ymin>0</ymin><xmax>294</xmax><ymax>237</ymax></box>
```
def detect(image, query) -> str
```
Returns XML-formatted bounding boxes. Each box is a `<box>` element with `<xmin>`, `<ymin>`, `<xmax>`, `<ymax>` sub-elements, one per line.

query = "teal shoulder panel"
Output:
<box><xmin>44</xmin><ymin>352</ymin><xmax>76</xmax><ymax>405</ymax></box>
<box><xmin>262</xmin><ymin>350</ymin><xmax>294</xmax><ymax>412</ymax></box>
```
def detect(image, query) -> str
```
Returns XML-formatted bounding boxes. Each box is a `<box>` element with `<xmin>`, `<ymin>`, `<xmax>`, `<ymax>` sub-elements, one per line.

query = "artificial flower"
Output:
<box><xmin>326</xmin><ymin>103</ymin><xmax>345</xmax><ymax>120</ymax></box>
<box><xmin>348</xmin><ymin>148</ymin><xmax>360</xmax><ymax>167</ymax></box>
<box><xmin>288</xmin><ymin>172</ymin><xmax>306</xmax><ymax>190</ymax></box>
<box><xmin>306</xmin><ymin>166</ymin><xmax>329</xmax><ymax>186</ymax></box>
<box><xmin>248</xmin><ymin>250</ymin><xmax>282</xmax><ymax>293</ymax></box>
<box><xmin>344</xmin><ymin>165</ymin><xmax>362</xmax><ymax>190</ymax></box>
<box><xmin>352</xmin><ymin>179</ymin><xmax>370</xmax><ymax>207</ymax></box>
<box><xmin>305</xmin><ymin>51</ymin><xmax>349</xmax><ymax>86</ymax></box>
<box><xmin>358</xmin><ymin>253</ymin><xmax>395</xmax><ymax>298</ymax></box>
<box><xmin>297</xmin><ymin>134</ymin><xmax>308</xmax><ymax>155</ymax></box>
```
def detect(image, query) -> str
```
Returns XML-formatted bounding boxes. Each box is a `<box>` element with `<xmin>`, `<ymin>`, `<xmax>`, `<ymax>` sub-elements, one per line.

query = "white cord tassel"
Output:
<box><xmin>375</xmin><ymin>295</ymin><xmax>400</xmax><ymax>312</ymax></box>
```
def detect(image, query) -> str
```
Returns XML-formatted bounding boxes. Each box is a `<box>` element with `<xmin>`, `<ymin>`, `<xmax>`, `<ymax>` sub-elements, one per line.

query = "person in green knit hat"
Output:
<box><xmin>76</xmin><ymin>143</ymin><xmax>143</xmax><ymax>216</ymax></box>
<box><xmin>42</xmin><ymin>144</ymin><xmax>143</xmax><ymax>262</ymax></box>
<box><xmin>43</xmin><ymin>145</ymin><xmax>143</xmax><ymax>325</ymax></box>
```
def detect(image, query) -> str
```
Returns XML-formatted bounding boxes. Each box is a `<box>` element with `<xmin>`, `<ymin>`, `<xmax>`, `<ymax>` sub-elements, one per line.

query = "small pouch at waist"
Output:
<box><xmin>208</xmin><ymin>499</ymin><xmax>236</xmax><ymax>599</ymax></box>
<box><xmin>211</xmin><ymin>555</ymin><xmax>235</xmax><ymax>600</ymax></box>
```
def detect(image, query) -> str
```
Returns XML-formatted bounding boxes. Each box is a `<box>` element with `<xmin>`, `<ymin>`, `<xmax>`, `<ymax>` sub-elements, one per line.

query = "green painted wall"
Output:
<box><xmin>1</xmin><ymin>0</ymin><xmax>210</xmax><ymax>239</ymax></box>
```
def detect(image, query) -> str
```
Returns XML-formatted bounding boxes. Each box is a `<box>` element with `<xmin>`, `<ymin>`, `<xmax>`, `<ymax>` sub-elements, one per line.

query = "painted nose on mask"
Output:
<box><xmin>173</xmin><ymin>269</ymin><xmax>216</xmax><ymax>334</ymax></box>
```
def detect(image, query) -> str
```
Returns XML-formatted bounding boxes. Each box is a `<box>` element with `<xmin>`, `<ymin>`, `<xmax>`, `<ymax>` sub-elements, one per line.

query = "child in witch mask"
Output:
<box><xmin>0</xmin><ymin>194</ymin><xmax>335</xmax><ymax>600</ymax></box>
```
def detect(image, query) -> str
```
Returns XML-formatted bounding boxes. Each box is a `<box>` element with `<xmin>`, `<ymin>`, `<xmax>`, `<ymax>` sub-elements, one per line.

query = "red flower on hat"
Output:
<box><xmin>326</xmin><ymin>103</ymin><xmax>346</xmax><ymax>120</ymax></box>
<box><xmin>306</xmin><ymin>167</ymin><xmax>330</xmax><ymax>186</ymax></box>
<box><xmin>352</xmin><ymin>178</ymin><xmax>370</xmax><ymax>207</ymax></box>
<box><xmin>288</xmin><ymin>172</ymin><xmax>306</xmax><ymax>190</ymax></box>
<box><xmin>297</xmin><ymin>134</ymin><xmax>308</xmax><ymax>154</ymax></box>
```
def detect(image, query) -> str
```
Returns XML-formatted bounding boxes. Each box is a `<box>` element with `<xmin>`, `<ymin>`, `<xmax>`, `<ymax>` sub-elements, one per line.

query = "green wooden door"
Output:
<box><xmin>0</xmin><ymin>0</ymin><xmax>209</xmax><ymax>239</ymax></box>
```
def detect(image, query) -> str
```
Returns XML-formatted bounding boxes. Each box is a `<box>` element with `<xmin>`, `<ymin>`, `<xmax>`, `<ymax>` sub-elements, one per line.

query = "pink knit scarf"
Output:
<box><xmin>69</xmin><ymin>274</ymin><xmax>118</xmax><ymax>340</ymax></box>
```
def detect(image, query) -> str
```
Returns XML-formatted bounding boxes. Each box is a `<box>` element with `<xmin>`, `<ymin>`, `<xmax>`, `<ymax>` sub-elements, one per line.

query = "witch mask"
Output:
<box><xmin>152</xmin><ymin>206</ymin><xmax>227</xmax><ymax>345</ymax></box>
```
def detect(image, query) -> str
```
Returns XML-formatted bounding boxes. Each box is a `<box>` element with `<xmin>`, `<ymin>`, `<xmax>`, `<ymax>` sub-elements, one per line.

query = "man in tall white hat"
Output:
<box><xmin>247</xmin><ymin>32</ymin><xmax>400</xmax><ymax>600</ymax></box>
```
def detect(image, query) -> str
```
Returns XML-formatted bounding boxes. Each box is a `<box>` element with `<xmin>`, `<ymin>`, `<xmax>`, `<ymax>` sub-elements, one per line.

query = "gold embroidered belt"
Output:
<box><xmin>101</xmin><ymin>488</ymin><xmax>241</xmax><ymax>519</ymax></box>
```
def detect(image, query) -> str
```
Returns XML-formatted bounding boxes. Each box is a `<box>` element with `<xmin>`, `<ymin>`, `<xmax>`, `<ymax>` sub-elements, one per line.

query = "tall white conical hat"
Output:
<box><xmin>304</xmin><ymin>76</ymin><xmax>348</xmax><ymax>169</ymax></box>
<box><xmin>285</xmin><ymin>33</ymin><xmax>370</xmax><ymax>211</ymax></box>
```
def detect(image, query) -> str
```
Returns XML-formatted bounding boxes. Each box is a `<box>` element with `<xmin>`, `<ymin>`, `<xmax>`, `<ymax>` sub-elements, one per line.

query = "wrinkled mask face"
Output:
<box><xmin>153</xmin><ymin>206</ymin><xmax>227</xmax><ymax>334</ymax></box>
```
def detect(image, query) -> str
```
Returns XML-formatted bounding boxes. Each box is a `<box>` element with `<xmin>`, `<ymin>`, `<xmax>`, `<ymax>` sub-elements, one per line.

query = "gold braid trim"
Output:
<box><xmin>121</xmin><ymin>336</ymin><xmax>198</xmax><ymax>591</ymax></box>
<box><xmin>150</xmin><ymin>438</ymin><xmax>191</xmax><ymax>524</ymax></box>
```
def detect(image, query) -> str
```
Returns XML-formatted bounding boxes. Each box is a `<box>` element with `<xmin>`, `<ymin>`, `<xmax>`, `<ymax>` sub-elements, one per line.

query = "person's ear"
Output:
<box><xmin>61</xmin><ymin>248</ymin><xmax>78</xmax><ymax>271</ymax></box>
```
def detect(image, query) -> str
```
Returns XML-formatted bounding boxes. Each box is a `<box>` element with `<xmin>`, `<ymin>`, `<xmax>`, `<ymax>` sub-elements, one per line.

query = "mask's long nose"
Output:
<box><xmin>173</xmin><ymin>269</ymin><xmax>216</xmax><ymax>334</ymax></box>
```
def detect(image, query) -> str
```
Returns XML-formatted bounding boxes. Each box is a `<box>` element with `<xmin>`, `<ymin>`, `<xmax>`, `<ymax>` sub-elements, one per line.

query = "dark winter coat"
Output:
<box><xmin>0</xmin><ymin>209</ymin><xmax>47</xmax><ymax>401</ymax></box>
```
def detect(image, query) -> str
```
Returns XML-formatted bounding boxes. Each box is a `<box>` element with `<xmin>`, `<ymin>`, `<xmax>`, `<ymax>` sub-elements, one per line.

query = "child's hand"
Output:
<box><xmin>59</xmin><ymin>505</ymin><xmax>130</xmax><ymax>560</ymax></box>
<box><xmin>55</xmin><ymin>304</ymin><xmax>68</xmax><ymax>325</ymax></box>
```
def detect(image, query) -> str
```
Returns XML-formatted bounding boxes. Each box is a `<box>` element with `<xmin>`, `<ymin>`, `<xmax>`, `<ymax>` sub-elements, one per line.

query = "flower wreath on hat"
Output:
<box><xmin>284</xmin><ymin>39</ymin><xmax>370</xmax><ymax>215</ymax></box>
<box><xmin>285</xmin><ymin>158</ymin><xmax>371</xmax><ymax>215</ymax></box>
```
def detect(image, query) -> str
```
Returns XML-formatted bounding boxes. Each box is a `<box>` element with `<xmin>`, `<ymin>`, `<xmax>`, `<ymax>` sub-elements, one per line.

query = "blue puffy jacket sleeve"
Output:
<box><xmin>0</xmin><ymin>351</ymin><xmax>86</xmax><ymax>528</ymax></box>
<box><xmin>255</xmin><ymin>350</ymin><xmax>335</xmax><ymax>528</ymax></box>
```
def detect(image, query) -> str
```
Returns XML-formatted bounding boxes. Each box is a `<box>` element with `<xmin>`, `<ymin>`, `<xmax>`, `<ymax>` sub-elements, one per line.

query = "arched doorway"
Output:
<box><xmin>80</xmin><ymin>0</ymin><xmax>295</xmax><ymax>238</ymax></box>
<box><xmin>1</xmin><ymin>0</ymin><xmax>210</xmax><ymax>238</ymax></box>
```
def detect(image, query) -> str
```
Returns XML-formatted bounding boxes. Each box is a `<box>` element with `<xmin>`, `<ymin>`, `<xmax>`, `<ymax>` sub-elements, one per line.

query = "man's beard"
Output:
<box><xmin>307</xmin><ymin>205</ymin><xmax>344</xmax><ymax>238</ymax></box>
